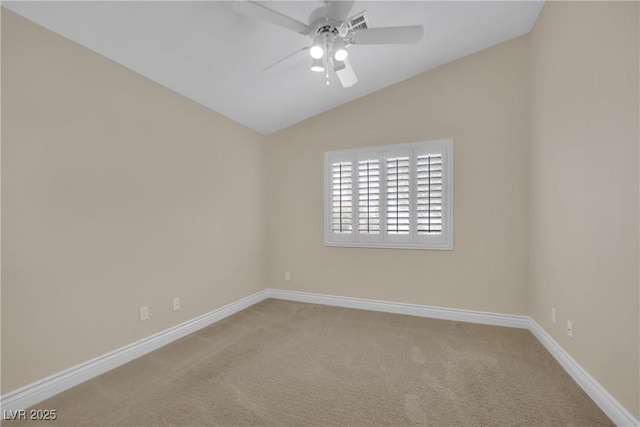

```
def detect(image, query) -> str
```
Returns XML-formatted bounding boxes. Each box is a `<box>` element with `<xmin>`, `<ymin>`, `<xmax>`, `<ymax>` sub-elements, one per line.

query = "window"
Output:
<box><xmin>324</xmin><ymin>139</ymin><xmax>453</xmax><ymax>250</ymax></box>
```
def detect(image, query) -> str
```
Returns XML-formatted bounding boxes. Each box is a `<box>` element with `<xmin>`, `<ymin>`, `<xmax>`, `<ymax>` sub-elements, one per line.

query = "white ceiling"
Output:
<box><xmin>4</xmin><ymin>1</ymin><xmax>543</xmax><ymax>134</ymax></box>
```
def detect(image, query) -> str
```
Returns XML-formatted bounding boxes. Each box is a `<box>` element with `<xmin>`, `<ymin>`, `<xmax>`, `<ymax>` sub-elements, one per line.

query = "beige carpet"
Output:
<box><xmin>6</xmin><ymin>299</ymin><xmax>612</xmax><ymax>426</ymax></box>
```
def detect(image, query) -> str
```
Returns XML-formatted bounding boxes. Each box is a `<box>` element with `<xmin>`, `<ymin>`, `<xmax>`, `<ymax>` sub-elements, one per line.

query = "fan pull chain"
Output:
<box><xmin>325</xmin><ymin>55</ymin><xmax>330</xmax><ymax>86</ymax></box>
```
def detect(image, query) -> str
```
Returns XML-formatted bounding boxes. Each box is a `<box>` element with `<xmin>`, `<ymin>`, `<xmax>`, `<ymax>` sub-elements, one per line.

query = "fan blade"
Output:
<box><xmin>263</xmin><ymin>47</ymin><xmax>310</xmax><ymax>72</ymax></box>
<box><xmin>351</xmin><ymin>25</ymin><xmax>424</xmax><ymax>45</ymax></box>
<box><xmin>334</xmin><ymin>58</ymin><xmax>358</xmax><ymax>88</ymax></box>
<box><xmin>327</xmin><ymin>1</ymin><xmax>355</xmax><ymax>22</ymax></box>
<box><xmin>233</xmin><ymin>1</ymin><xmax>310</xmax><ymax>35</ymax></box>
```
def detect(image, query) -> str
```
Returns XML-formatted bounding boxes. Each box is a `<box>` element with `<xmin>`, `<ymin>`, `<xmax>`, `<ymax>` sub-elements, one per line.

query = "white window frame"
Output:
<box><xmin>324</xmin><ymin>139</ymin><xmax>453</xmax><ymax>250</ymax></box>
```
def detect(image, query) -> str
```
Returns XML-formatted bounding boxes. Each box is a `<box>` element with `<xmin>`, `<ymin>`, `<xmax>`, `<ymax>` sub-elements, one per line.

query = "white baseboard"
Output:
<box><xmin>528</xmin><ymin>319</ymin><xmax>639</xmax><ymax>427</ymax></box>
<box><xmin>264</xmin><ymin>288</ymin><xmax>530</xmax><ymax>329</ymax></box>
<box><xmin>0</xmin><ymin>289</ymin><xmax>271</xmax><ymax>413</ymax></box>
<box><xmin>2</xmin><ymin>288</ymin><xmax>637</xmax><ymax>427</ymax></box>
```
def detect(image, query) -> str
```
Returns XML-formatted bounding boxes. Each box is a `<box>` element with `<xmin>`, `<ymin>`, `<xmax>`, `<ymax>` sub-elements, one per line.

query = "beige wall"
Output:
<box><xmin>1</xmin><ymin>9</ymin><xmax>267</xmax><ymax>393</ymax></box>
<box><xmin>529</xmin><ymin>1</ymin><xmax>639</xmax><ymax>419</ymax></box>
<box><xmin>266</xmin><ymin>36</ymin><xmax>530</xmax><ymax>315</ymax></box>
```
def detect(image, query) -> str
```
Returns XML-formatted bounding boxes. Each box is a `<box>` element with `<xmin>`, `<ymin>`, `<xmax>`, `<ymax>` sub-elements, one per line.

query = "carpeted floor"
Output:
<box><xmin>6</xmin><ymin>299</ymin><xmax>612</xmax><ymax>426</ymax></box>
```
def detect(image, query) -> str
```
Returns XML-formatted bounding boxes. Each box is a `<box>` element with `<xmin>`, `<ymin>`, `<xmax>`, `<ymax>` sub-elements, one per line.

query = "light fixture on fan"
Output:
<box><xmin>332</xmin><ymin>37</ymin><xmax>348</xmax><ymax>61</ymax></box>
<box><xmin>308</xmin><ymin>25</ymin><xmax>345</xmax><ymax>73</ymax></box>
<box><xmin>310</xmin><ymin>57</ymin><xmax>325</xmax><ymax>72</ymax></box>
<box><xmin>309</xmin><ymin>34</ymin><xmax>325</xmax><ymax>59</ymax></box>
<box><xmin>310</xmin><ymin>35</ymin><xmax>348</xmax><ymax>78</ymax></box>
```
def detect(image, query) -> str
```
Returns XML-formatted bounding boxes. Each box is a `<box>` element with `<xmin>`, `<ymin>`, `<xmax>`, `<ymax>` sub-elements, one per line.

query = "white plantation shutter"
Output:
<box><xmin>416</xmin><ymin>154</ymin><xmax>443</xmax><ymax>235</ymax></box>
<box><xmin>386</xmin><ymin>156</ymin><xmax>410</xmax><ymax>235</ymax></box>
<box><xmin>331</xmin><ymin>161</ymin><xmax>353</xmax><ymax>234</ymax></box>
<box><xmin>325</xmin><ymin>139</ymin><xmax>452</xmax><ymax>249</ymax></box>
<box><xmin>358</xmin><ymin>159</ymin><xmax>380</xmax><ymax>234</ymax></box>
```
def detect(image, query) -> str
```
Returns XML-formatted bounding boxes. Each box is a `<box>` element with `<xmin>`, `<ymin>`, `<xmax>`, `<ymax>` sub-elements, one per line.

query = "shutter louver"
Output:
<box><xmin>358</xmin><ymin>159</ymin><xmax>380</xmax><ymax>234</ymax></box>
<box><xmin>332</xmin><ymin>162</ymin><xmax>353</xmax><ymax>233</ymax></box>
<box><xmin>386</xmin><ymin>156</ymin><xmax>410</xmax><ymax>234</ymax></box>
<box><xmin>416</xmin><ymin>154</ymin><xmax>443</xmax><ymax>234</ymax></box>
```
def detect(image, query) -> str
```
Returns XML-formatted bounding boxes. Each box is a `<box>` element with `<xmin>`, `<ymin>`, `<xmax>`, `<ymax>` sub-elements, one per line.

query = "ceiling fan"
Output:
<box><xmin>232</xmin><ymin>1</ymin><xmax>424</xmax><ymax>88</ymax></box>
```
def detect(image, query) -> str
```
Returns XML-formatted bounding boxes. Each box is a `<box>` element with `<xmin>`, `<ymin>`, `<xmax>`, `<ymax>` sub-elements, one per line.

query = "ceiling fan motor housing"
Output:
<box><xmin>316</xmin><ymin>24</ymin><xmax>340</xmax><ymax>52</ymax></box>
<box><xmin>317</xmin><ymin>24</ymin><xmax>339</xmax><ymax>37</ymax></box>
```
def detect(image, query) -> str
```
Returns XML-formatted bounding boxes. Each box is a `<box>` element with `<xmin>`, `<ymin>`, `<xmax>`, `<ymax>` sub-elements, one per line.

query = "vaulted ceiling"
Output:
<box><xmin>4</xmin><ymin>1</ymin><xmax>544</xmax><ymax>134</ymax></box>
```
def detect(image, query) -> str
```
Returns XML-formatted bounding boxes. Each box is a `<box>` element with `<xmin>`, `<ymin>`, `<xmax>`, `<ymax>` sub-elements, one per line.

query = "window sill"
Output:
<box><xmin>324</xmin><ymin>241</ymin><xmax>453</xmax><ymax>251</ymax></box>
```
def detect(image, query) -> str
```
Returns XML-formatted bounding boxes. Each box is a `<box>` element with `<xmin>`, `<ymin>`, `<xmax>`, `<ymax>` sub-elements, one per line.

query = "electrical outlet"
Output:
<box><xmin>173</xmin><ymin>297</ymin><xmax>180</xmax><ymax>312</ymax></box>
<box><xmin>551</xmin><ymin>307</ymin><xmax>556</xmax><ymax>323</ymax></box>
<box><xmin>140</xmin><ymin>306</ymin><xmax>149</xmax><ymax>321</ymax></box>
<box><xmin>567</xmin><ymin>320</ymin><xmax>573</xmax><ymax>338</ymax></box>
<box><xmin>285</xmin><ymin>271</ymin><xmax>291</xmax><ymax>281</ymax></box>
